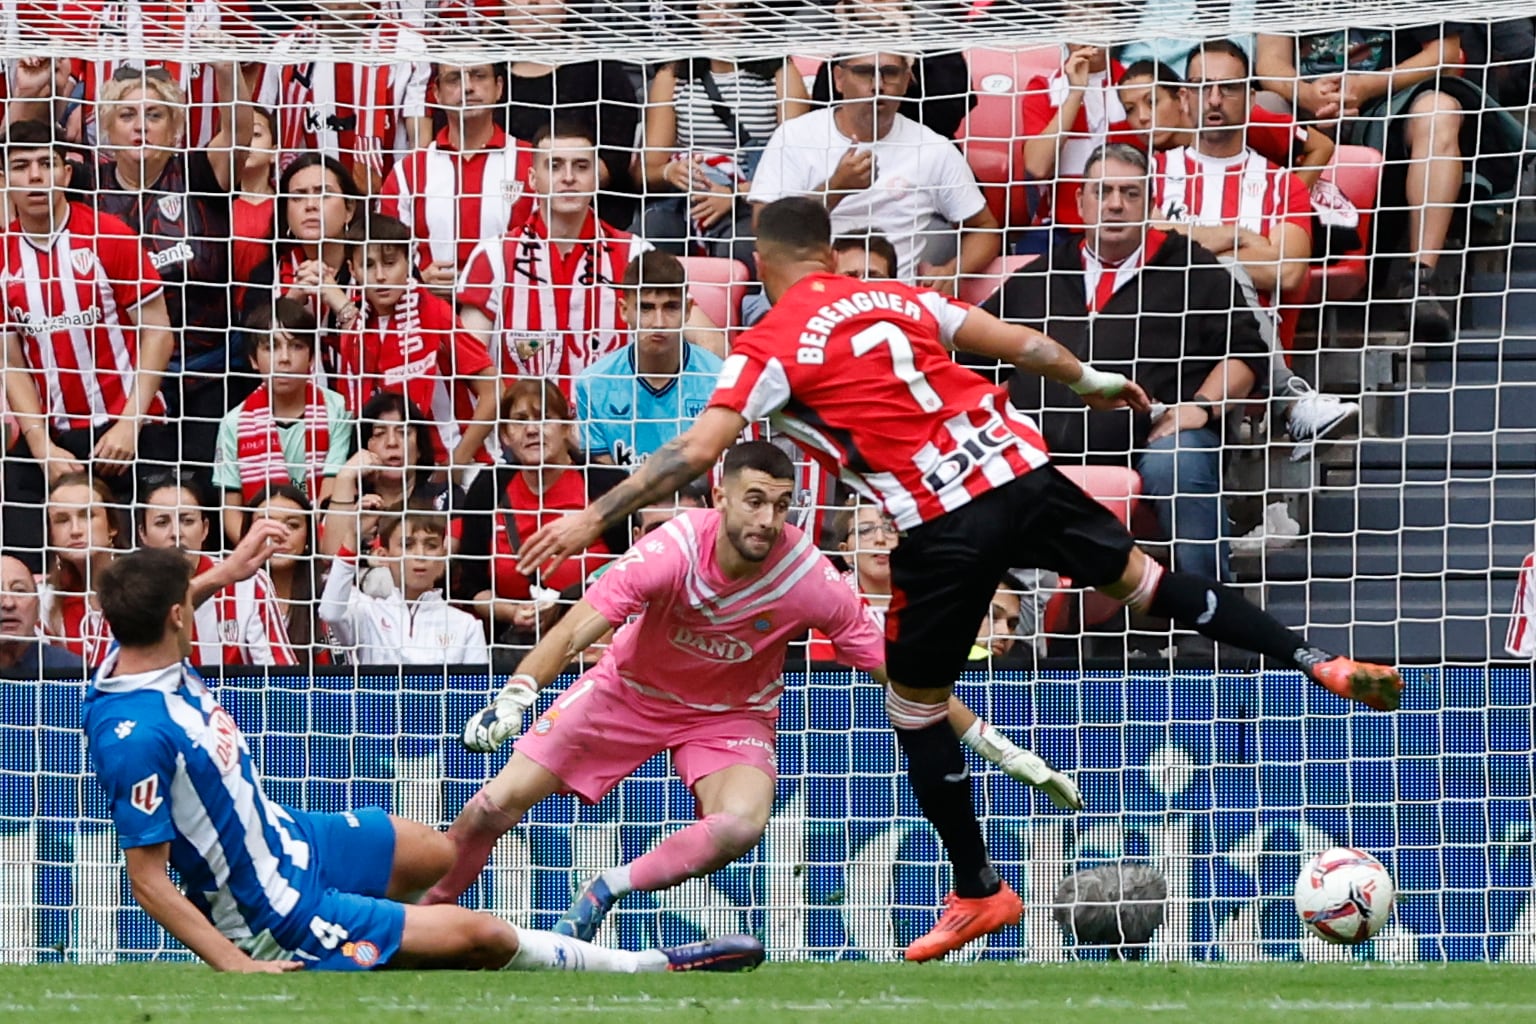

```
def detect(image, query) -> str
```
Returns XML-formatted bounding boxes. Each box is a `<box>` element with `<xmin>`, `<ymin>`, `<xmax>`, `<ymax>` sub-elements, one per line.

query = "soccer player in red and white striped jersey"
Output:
<box><xmin>341</xmin><ymin>215</ymin><xmax>499</xmax><ymax>471</ymax></box>
<box><xmin>378</xmin><ymin>63</ymin><xmax>535</xmax><ymax>293</ymax></box>
<box><xmin>0</xmin><ymin>119</ymin><xmax>175</xmax><ymax>484</ymax></box>
<box><xmin>517</xmin><ymin>196</ymin><xmax>1405</xmax><ymax>962</ymax></box>
<box><xmin>255</xmin><ymin>4</ymin><xmax>431</xmax><ymax>191</ymax></box>
<box><xmin>457</xmin><ymin>119</ymin><xmax>649</xmax><ymax>398</ymax></box>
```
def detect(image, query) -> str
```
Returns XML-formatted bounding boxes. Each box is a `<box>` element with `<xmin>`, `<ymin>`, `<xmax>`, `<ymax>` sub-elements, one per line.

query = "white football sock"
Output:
<box><xmin>504</xmin><ymin>926</ymin><xmax>668</xmax><ymax>973</ymax></box>
<box><xmin>599</xmin><ymin>863</ymin><xmax>634</xmax><ymax>898</ymax></box>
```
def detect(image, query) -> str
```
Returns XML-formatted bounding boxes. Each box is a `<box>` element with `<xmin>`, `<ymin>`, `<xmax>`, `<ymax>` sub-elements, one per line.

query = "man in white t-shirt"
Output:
<box><xmin>748</xmin><ymin>52</ymin><xmax>999</xmax><ymax>293</ymax></box>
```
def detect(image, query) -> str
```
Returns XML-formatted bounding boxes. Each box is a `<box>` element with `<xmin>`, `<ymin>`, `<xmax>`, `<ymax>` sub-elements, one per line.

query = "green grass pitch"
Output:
<box><xmin>2</xmin><ymin>963</ymin><xmax>1532</xmax><ymax>1024</ymax></box>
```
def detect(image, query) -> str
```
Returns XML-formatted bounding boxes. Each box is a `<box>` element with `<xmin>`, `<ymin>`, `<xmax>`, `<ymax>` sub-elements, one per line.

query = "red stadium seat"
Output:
<box><xmin>677</xmin><ymin>256</ymin><xmax>753</xmax><ymax>337</ymax></box>
<box><xmin>958</xmin><ymin>254</ymin><xmax>1036</xmax><ymax>306</ymax></box>
<box><xmin>1041</xmin><ymin>466</ymin><xmax>1142</xmax><ymax>635</ymax></box>
<box><xmin>1304</xmin><ymin>145</ymin><xmax>1384</xmax><ymax>305</ymax></box>
<box><xmin>956</xmin><ymin>46</ymin><xmax>1061</xmax><ymax>229</ymax></box>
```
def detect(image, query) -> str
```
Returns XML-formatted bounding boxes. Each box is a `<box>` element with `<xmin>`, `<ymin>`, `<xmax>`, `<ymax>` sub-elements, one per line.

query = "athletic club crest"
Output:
<box><xmin>69</xmin><ymin>249</ymin><xmax>95</xmax><ymax>275</ymax></box>
<box><xmin>219</xmin><ymin>618</ymin><xmax>240</xmax><ymax>643</ymax></box>
<box><xmin>157</xmin><ymin>193</ymin><xmax>183</xmax><ymax>222</ymax></box>
<box><xmin>502</xmin><ymin>180</ymin><xmax>525</xmax><ymax>204</ymax></box>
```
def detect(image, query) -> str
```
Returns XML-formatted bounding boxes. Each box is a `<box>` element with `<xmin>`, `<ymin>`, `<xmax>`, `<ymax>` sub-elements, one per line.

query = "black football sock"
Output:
<box><xmin>894</xmin><ymin>720</ymin><xmax>1000</xmax><ymax>899</ymax></box>
<box><xmin>1147</xmin><ymin>570</ymin><xmax>1335</xmax><ymax>675</ymax></box>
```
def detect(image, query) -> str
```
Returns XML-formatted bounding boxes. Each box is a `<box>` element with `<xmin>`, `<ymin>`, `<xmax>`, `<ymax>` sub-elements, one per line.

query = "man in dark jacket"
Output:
<box><xmin>981</xmin><ymin>142</ymin><xmax>1267</xmax><ymax>583</ymax></box>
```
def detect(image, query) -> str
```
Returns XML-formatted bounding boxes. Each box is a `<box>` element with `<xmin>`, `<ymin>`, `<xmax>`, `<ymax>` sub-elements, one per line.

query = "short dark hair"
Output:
<box><xmin>1190</xmin><ymin>38</ymin><xmax>1251</xmax><ymax>79</ymax></box>
<box><xmin>1120</xmin><ymin>60</ymin><xmax>1186</xmax><ymax>92</ymax></box>
<box><xmin>346</xmin><ymin>211</ymin><xmax>412</xmax><ymax>253</ymax></box>
<box><xmin>721</xmin><ymin>440</ymin><xmax>796</xmax><ymax>483</ymax></box>
<box><xmin>756</xmin><ymin>197</ymin><xmax>832</xmax><ymax>261</ymax></box>
<box><xmin>832</xmin><ymin>233</ymin><xmax>899</xmax><ymax>279</ymax></box>
<box><xmin>622</xmin><ymin>250</ymin><xmax>688</xmax><ymax>291</ymax></box>
<box><xmin>1083</xmin><ymin>142</ymin><xmax>1150</xmax><ymax>179</ymax></box>
<box><xmin>531</xmin><ymin>116</ymin><xmax>598</xmax><ymax>150</ymax></box>
<box><xmin>98</xmin><ymin>548</ymin><xmax>192</xmax><ymax>648</ymax></box>
<box><xmin>3</xmin><ymin>118</ymin><xmax>69</xmax><ymax>159</ymax></box>
<box><xmin>245</xmin><ymin>296</ymin><xmax>319</xmax><ymax>354</ymax></box>
<box><xmin>377</xmin><ymin>509</ymin><xmax>449</xmax><ymax>550</ymax></box>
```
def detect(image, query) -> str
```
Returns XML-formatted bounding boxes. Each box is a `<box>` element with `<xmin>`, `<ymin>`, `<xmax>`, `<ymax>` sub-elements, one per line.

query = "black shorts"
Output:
<box><xmin>885</xmin><ymin>464</ymin><xmax>1135</xmax><ymax>687</ymax></box>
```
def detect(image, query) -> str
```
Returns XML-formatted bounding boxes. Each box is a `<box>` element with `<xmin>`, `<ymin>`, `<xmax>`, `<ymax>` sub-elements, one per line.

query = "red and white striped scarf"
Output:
<box><xmin>190</xmin><ymin>555</ymin><xmax>298</xmax><ymax>666</ymax></box>
<box><xmin>497</xmin><ymin>211</ymin><xmax>632</xmax><ymax>385</ymax></box>
<box><xmin>342</xmin><ymin>281</ymin><xmax>429</xmax><ymax>411</ymax></box>
<box><xmin>236</xmin><ymin>383</ymin><xmax>330</xmax><ymax>504</ymax></box>
<box><xmin>1508</xmin><ymin>552</ymin><xmax>1536</xmax><ymax>657</ymax></box>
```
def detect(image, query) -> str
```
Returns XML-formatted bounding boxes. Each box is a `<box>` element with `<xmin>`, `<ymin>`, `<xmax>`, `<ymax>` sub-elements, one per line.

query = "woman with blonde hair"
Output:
<box><xmin>87</xmin><ymin>62</ymin><xmax>257</xmax><ymax>468</ymax></box>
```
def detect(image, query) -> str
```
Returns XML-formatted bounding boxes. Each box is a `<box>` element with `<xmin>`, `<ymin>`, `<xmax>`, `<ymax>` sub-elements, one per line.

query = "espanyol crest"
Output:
<box><xmin>157</xmin><ymin>194</ymin><xmax>183</xmax><ymax>222</ymax></box>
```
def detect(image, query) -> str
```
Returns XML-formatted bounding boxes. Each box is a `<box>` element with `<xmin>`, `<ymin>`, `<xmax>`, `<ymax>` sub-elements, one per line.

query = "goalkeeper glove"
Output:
<box><xmin>461</xmin><ymin>674</ymin><xmax>540</xmax><ymax>752</ymax></box>
<box><xmin>961</xmin><ymin>719</ymin><xmax>1084</xmax><ymax>810</ymax></box>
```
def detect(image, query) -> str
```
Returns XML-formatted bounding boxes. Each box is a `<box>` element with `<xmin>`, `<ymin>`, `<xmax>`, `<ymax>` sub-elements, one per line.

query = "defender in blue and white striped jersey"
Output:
<box><xmin>83</xmin><ymin>543</ymin><xmax>765</xmax><ymax>974</ymax></box>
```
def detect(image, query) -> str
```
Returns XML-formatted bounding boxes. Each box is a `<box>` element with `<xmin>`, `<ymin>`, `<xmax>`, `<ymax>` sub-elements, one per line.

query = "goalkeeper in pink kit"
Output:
<box><xmin>425</xmin><ymin>441</ymin><xmax>1078</xmax><ymax>931</ymax></box>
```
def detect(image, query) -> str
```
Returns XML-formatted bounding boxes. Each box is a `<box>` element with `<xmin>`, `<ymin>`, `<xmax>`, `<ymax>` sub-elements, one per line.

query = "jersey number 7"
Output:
<box><xmin>850</xmin><ymin>323</ymin><xmax>943</xmax><ymax>413</ymax></box>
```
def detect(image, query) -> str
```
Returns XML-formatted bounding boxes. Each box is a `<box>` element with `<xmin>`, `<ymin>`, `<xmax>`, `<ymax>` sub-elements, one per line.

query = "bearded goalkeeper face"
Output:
<box><xmin>714</xmin><ymin>469</ymin><xmax>796</xmax><ymax>570</ymax></box>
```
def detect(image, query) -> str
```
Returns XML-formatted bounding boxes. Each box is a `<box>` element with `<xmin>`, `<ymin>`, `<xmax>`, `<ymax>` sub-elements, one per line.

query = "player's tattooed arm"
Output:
<box><xmin>587</xmin><ymin>408</ymin><xmax>746</xmax><ymax>533</ymax></box>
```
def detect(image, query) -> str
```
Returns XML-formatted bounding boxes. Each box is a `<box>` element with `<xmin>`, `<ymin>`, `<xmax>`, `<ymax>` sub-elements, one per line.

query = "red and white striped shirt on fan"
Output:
<box><xmin>1</xmin><ymin>203</ymin><xmax>167</xmax><ymax>431</ymax></box>
<box><xmin>378</xmin><ymin>126</ymin><xmax>536</xmax><ymax>273</ymax></box>
<box><xmin>189</xmin><ymin>554</ymin><xmax>297</xmax><ymax>668</ymax></box>
<box><xmin>457</xmin><ymin>211</ymin><xmax>649</xmax><ymax>395</ymax></box>
<box><xmin>708</xmin><ymin>273</ymin><xmax>1049</xmax><ymax>531</ymax></box>
<box><xmin>256</xmin><ymin>17</ymin><xmax>430</xmax><ymax>180</ymax></box>
<box><xmin>1152</xmin><ymin>146</ymin><xmax>1313</xmax><ymax>302</ymax></box>
<box><xmin>337</xmin><ymin>282</ymin><xmax>496</xmax><ymax>463</ymax></box>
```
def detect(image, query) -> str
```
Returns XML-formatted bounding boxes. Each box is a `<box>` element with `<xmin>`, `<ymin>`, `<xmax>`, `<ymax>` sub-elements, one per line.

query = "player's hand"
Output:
<box><xmin>224</xmin><ymin>519</ymin><xmax>290</xmax><ymax>580</ymax></box>
<box><xmin>462</xmin><ymin>675</ymin><xmax>540</xmax><ymax>752</ymax></box>
<box><xmin>1080</xmin><ymin>378</ymin><xmax>1152</xmax><ymax>414</ymax></box>
<box><xmin>1147</xmin><ymin>402</ymin><xmax>1214</xmax><ymax>442</ymax></box>
<box><xmin>997</xmin><ymin>748</ymin><xmax>1084</xmax><ymax>810</ymax></box>
<box><xmin>829</xmin><ymin>146</ymin><xmax>875</xmax><ymax>193</ymax></box>
<box><xmin>517</xmin><ymin>508</ymin><xmax>602</xmax><ymax>577</ymax></box>
<box><xmin>91</xmin><ymin>419</ymin><xmax>139</xmax><ymax>475</ymax></box>
<box><xmin>225</xmin><ymin>958</ymin><xmax>304</xmax><ymax>973</ymax></box>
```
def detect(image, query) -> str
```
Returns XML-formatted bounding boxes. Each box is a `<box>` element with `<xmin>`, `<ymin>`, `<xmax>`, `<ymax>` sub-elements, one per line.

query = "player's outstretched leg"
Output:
<box><xmin>887</xmin><ymin>688</ymin><xmax>1024</xmax><ymax>962</ymax></box>
<box><xmin>393</xmin><ymin>904</ymin><xmax>763</xmax><ymax>972</ymax></box>
<box><xmin>1104</xmin><ymin>548</ymin><xmax>1403</xmax><ymax>710</ymax></box>
<box><xmin>556</xmin><ymin>765</ymin><xmax>773</xmax><ymax>941</ymax></box>
<box><xmin>423</xmin><ymin>753</ymin><xmax>565</xmax><ymax>905</ymax></box>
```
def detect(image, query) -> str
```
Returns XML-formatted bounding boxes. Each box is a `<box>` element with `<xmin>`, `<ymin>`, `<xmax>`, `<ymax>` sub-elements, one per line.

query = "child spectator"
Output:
<box><xmin>320</xmin><ymin>509</ymin><xmax>488</xmax><ymax>665</ymax></box>
<box><xmin>321</xmin><ymin>392</ymin><xmax>443</xmax><ymax>558</ymax></box>
<box><xmin>212</xmin><ymin>299</ymin><xmax>352</xmax><ymax>542</ymax></box>
<box><xmin>454</xmin><ymin>379</ymin><xmax>629</xmax><ymax>643</ymax></box>
<box><xmin>339</xmin><ymin>214</ymin><xmax>499</xmax><ymax>474</ymax></box>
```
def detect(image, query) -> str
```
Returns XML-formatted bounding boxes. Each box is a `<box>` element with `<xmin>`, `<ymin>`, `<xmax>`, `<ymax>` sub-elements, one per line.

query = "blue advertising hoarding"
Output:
<box><xmin>1</xmin><ymin>666</ymin><xmax>1532</xmax><ymax>962</ymax></box>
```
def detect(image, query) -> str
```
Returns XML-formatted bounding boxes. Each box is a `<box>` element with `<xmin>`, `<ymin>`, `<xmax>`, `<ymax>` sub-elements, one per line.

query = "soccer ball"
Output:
<box><xmin>1293</xmin><ymin>846</ymin><xmax>1395</xmax><ymax>945</ymax></box>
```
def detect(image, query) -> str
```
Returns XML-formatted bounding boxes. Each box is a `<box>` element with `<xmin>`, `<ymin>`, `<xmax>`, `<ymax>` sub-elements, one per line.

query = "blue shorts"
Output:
<box><xmin>303</xmin><ymin>807</ymin><xmax>397</xmax><ymax>898</ymax></box>
<box><xmin>270</xmin><ymin>807</ymin><xmax>405</xmax><ymax>971</ymax></box>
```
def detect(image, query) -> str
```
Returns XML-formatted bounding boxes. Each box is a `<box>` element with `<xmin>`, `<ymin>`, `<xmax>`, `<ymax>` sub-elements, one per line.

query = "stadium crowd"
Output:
<box><xmin>0</xmin><ymin>3</ymin><xmax>1531</xmax><ymax>671</ymax></box>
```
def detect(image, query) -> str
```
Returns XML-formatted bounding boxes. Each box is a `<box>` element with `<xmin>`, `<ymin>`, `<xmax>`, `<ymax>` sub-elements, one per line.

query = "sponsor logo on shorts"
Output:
<box><xmin>725</xmin><ymin>736</ymin><xmax>776</xmax><ymax>767</ymax></box>
<box><xmin>342</xmin><ymin>940</ymin><xmax>380</xmax><ymax>967</ymax></box>
<box><xmin>343</xmin><ymin>811</ymin><xmax>360</xmax><ymax>828</ymax></box>
<box><xmin>534</xmin><ymin>717</ymin><xmax>552</xmax><ymax>735</ymax></box>
<box><xmin>668</xmin><ymin>625</ymin><xmax>753</xmax><ymax>664</ymax></box>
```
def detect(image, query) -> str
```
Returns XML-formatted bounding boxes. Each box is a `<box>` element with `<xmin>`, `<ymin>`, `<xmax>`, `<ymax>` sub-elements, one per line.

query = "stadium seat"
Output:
<box><xmin>958</xmin><ymin>253</ymin><xmax>1036</xmax><ymax>306</ymax></box>
<box><xmin>677</xmin><ymin>256</ymin><xmax>753</xmax><ymax>338</ymax></box>
<box><xmin>1304</xmin><ymin>145</ymin><xmax>1384</xmax><ymax>305</ymax></box>
<box><xmin>1041</xmin><ymin>465</ymin><xmax>1142</xmax><ymax>635</ymax></box>
<box><xmin>955</xmin><ymin>45</ymin><xmax>1060</xmax><ymax>230</ymax></box>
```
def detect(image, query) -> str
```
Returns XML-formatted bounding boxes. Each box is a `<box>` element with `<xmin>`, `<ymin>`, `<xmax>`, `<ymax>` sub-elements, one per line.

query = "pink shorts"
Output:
<box><xmin>512</xmin><ymin>673</ymin><xmax>778</xmax><ymax>804</ymax></box>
